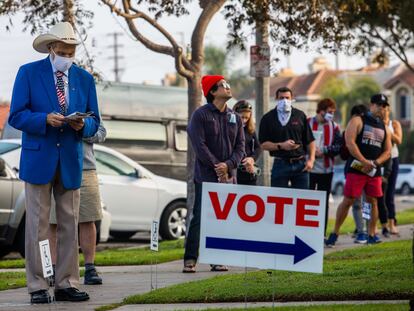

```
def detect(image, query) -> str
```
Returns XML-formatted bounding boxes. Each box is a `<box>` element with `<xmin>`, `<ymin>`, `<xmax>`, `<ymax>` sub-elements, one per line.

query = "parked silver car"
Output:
<box><xmin>0</xmin><ymin>141</ymin><xmax>110</xmax><ymax>258</ymax></box>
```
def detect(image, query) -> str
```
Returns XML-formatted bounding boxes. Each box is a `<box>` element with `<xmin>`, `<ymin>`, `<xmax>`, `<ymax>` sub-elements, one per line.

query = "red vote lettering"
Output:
<box><xmin>296</xmin><ymin>198</ymin><xmax>320</xmax><ymax>227</ymax></box>
<box><xmin>237</xmin><ymin>195</ymin><xmax>265</xmax><ymax>222</ymax></box>
<box><xmin>267</xmin><ymin>196</ymin><xmax>293</xmax><ymax>224</ymax></box>
<box><xmin>209</xmin><ymin>192</ymin><xmax>237</xmax><ymax>220</ymax></box>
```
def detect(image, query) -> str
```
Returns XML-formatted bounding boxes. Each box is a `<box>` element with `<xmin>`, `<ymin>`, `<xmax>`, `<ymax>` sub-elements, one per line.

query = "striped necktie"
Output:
<box><xmin>55</xmin><ymin>71</ymin><xmax>66</xmax><ymax>115</ymax></box>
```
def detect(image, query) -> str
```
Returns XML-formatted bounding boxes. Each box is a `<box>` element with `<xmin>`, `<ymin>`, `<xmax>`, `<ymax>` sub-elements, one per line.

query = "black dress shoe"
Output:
<box><xmin>30</xmin><ymin>289</ymin><xmax>52</xmax><ymax>304</ymax></box>
<box><xmin>84</xmin><ymin>267</ymin><xmax>103</xmax><ymax>285</ymax></box>
<box><xmin>55</xmin><ymin>287</ymin><xmax>89</xmax><ymax>302</ymax></box>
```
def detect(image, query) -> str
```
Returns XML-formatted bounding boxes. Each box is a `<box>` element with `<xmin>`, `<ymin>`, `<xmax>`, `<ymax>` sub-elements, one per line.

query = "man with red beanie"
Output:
<box><xmin>183</xmin><ymin>75</ymin><xmax>245</xmax><ymax>273</ymax></box>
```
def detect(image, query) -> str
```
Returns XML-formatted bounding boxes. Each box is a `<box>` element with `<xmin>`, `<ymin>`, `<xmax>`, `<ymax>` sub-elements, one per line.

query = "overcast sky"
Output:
<box><xmin>0</xmin><ymin>1</ymin><xmax>399</xmax><ymax>102</ymax></box>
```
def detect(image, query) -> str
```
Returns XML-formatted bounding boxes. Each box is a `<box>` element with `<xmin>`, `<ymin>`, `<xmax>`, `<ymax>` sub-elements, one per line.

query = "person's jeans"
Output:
<box><xmin>309</xmin><ymin>172</ymin><xmax>333</xmax><ymax>236</ymax></box>
<box><xmin>385</xmin><ymin>157</ymin><xmax>399</xmax><ymax>220</ymax></box>
<box><xmin>184</xmin><ymin>183</ymin><xmax>202</xmax><ymax>262</ymax></box>
<box><xmin>271</xmin><ymin>158</ymin><xmax>309</xmax><ymax>189</ymax></box>
<box><xmin>352</xmin><ymin>195</ymin><xmax>367</xmax><ymax>234</ymax></box>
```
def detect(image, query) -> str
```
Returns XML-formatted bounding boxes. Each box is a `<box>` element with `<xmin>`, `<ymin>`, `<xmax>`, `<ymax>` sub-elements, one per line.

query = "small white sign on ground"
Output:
<box><xmin>199</xmin><ymin>183</ymin><xmax>326</xmax><ymax>273</ymax></box>
<box><xmin>39</xmin><ymin>239</ymin><xmax>53</xmax><ymax>278</ymax></box>
<box><xmin>151</xmin><ymin>220</ymin><xmax>159</xmax><ymax>251</ymax></box>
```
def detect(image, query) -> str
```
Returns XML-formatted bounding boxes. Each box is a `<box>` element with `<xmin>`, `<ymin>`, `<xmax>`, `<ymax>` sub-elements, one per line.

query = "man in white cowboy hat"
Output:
<box><xmin>8</xmin><ymin>22</ymin><xmax>100</xmax><ymax>304</ymax></box>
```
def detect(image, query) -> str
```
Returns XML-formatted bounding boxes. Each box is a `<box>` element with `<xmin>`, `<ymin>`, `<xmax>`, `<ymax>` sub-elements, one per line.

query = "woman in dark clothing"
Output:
<box><xmin>233</xmin><ymin>100</ymin><xmax>262</xmax><ymax>185</ymax></box>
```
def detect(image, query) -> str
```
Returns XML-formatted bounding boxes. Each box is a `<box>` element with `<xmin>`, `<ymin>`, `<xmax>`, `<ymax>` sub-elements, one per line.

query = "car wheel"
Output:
<box><xmin>110</xmin><ymin>230</ymin><xmax>137</xmax><ymax>240</ymax></box>
<box><xmin>401</xmin><ymin>183</ymin><xmax>411</xmax><ymax>196</ymax></box>
<box><xmin>160</xmin><ymin>201</ymin><xmax>187</xmax><ymax>240</ymax></box>
<box><xmin>95</xmin><ymin>220</ymin><xmax>101</xmax><ymax>245</ymax></box>
<box><xmin>335</xmin><ymin>183</ymin><xmax>344</xmax><ymax>196</ymax></box>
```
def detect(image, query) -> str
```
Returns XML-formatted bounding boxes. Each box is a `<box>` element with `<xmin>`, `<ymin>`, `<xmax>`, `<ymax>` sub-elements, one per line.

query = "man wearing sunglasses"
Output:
<box><xmin>184</xmin><ymin>75</ymin><xmax>245</xmax><ymax>273</ymax></box>
<box><xmin>259</xmin><ymin>86</ymin><xmax>315</xmax><ymax>189</ymax></box>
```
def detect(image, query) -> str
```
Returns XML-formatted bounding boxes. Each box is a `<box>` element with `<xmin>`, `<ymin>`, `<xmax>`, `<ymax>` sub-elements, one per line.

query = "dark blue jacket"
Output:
<box><xmin>9</xmin><ymin>57</ymin><xmax>100</xmax><ymax>189</ymax></box>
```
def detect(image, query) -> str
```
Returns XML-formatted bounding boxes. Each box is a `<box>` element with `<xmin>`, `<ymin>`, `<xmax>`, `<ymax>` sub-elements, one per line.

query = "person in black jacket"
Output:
<box><xmin>233</xmin><ymin>100</ymin><xmax>262</xmax><ymax>185</ymax></box>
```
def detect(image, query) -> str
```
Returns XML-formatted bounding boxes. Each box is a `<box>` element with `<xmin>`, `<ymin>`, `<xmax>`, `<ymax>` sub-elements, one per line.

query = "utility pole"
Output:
<box><xmin>254</xmin><ymin>14</ymin><xmax>270</xmax><ymax>186</ymax></box>
<box><xmin>108</xmin><ymin>32</ymin><xmax>124</xmax><ymax>82</ymax></box>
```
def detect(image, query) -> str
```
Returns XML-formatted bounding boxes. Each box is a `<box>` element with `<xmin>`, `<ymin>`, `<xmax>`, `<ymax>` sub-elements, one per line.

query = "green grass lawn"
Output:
<box><xmin>123</xmin><ymin>240</ymin><xmax>413</xmax><ymax>304</ymax></box>
<box><xmin>0</xmin><ymin>239</ymin><xmax>184</xmax><ymax>269</ymax></box>
<box><xmin>191</xmin><ymin>304</ymin><xmax>410</xmax><ymax>311</ymax></box>
<box><xmin>0</xmin><ymin>272</ymin><xmax>26</xmax><ymax>291</ymax></box>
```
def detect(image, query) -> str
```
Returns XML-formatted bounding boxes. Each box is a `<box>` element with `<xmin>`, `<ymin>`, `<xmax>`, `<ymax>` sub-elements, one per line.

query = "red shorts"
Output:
<box><xmin>344</xmin><ymin>173</ymin><xmax>383</xmax><ymax>198</ymax></box>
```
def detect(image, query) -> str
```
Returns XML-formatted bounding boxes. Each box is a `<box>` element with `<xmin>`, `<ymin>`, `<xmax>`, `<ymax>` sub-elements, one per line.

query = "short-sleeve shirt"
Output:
<box><xmin>258</xmin><ymin>107</ymin><xmax>314</xmax><ymax>158</ymax></box>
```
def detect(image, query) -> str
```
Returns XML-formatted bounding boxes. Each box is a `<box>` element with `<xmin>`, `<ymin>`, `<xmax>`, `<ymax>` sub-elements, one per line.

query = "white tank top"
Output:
<box><xmin>388</xmin><ymin>120</ymin><xmax>399</xmax><ymax>158</ymax></box>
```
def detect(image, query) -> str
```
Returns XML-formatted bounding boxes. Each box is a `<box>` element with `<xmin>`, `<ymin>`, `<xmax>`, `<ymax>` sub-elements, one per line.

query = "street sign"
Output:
<box><xmin>199</xmin><ymin>183</ymin><xmax>326</xmax><ymax>273</ymax></box>
<box><xmin>250</xmin><ymin>44</ymin><xmax>270</xmax><ymax>77</ymax></box>
<box><xmin>151</xmin><ymin>220</ymin><xmax>159</xmax><ymax>251</ymax></box>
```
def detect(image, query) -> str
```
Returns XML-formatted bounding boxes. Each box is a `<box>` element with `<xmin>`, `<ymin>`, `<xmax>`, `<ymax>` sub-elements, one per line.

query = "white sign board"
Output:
<box><xmin>199</xmin><ymin>183</ymin><xmax>326</xmax><ymax>273</ymax></box>
<box><xmin>151</xmin><ymin>220</ymin><xmax>159</xmax><ymax>251</ymax></box>
<box><xmin>39</xmin><ymin>239</ymin><xmax>54</xmax><ymax>278</ymax></box>
<box><xmin>250</xmin><ymin>44</ymin><xmax>270</xmax><ymax>77</ymax></box>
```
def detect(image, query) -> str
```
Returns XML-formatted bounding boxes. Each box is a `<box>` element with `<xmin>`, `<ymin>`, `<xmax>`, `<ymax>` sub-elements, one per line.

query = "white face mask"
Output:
<box><xmin>277</xmin><ymin>99</ymin><xmax>292</xmax><ymax>112</ymax></box>
<box><xmin>324</xmin><ymin>112</ymin><xmax>334</xmax><ymax>122</ymax></box>
<box><xmin>51</xmin><ymin>49</ymin><xmax>74</xmax><ymax>72</ymax></box>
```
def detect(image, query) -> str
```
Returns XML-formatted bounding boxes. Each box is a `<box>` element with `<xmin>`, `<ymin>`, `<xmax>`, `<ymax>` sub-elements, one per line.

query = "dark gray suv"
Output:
<box><xmin>100</xmin><ymin>116</ymin><xmax>188</xmax><ymax>181</ymax></box>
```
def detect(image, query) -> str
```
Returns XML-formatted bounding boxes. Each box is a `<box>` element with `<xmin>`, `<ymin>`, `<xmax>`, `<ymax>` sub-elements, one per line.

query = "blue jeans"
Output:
<box><xmin>184</xmin><ymin>183</ymin><xmax>202</xmax><ymax>262</ymax></box>
<box><xmin>271</xmin><ymin>158</ymin><xmax>309</xmax><ymax>189</ymax></box>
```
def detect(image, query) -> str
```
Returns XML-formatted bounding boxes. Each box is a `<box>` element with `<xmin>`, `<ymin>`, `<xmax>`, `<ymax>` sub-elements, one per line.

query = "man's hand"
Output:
<box><xmin>47</xmin><ymin>113</ymin><xmax>65</xmax><ymax>127</ymax></box>
<box><xmin>218</xmin><ymin>173</ymin><xmax>230</xmax><ymax>183</ymax></box>
<box><xmin>280</xmin><ymin>139</ymin><xmax>301</xmax><ymax>151</ymax></box>
<box><xmin>302</xmin><ymin>159</ymin><xmax>314</xmax><ymax>172</ymax></box>
<box><xmin>67</xmin><ymin>118</ymin><xmax>85</xmax><ymax>131</ymax></box>
<box><xmin>242</xmin><ymin>157</ymin><xmax>255</xmax><ymax>173</ymax></box>
<box><xmin>215</xmin><ymin>162</ymin><xmax>228</xmax><ymax>178</ymax></box>
<box><xmin>361</xmin><ymin>160</ymin><xmax>375</xmax><ymax>174</ymax></box>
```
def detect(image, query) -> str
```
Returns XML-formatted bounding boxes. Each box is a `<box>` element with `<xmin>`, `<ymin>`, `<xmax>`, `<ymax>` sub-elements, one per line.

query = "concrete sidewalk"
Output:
<box><xmin>0</xmin><ymin>224</ymin><xmax>412</xmax><ymax>311</ymax></box>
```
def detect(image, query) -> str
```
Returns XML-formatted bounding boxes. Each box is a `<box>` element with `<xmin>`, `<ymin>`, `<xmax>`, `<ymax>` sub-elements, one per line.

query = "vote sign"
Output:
<box><xmin>199</xmin><ymin>183</ymin><xmax>326</xmax><ymax>273</ymax></box>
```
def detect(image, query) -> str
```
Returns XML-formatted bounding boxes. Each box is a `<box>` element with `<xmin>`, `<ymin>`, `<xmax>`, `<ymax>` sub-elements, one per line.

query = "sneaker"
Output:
<box><xmin>325</xmin><ymin>233</ymin><xmax>338</xmax><ymax>247</ymax></box>
<box><xmin>84</xmin><ymin>267</ymin><xmax>102</xmax><ymax>285</ymax></box>
<box><xmin>354</xmin><ymin>233</ymin><xmax>367</xmax><ymax>244</ymax></box>
<box><xmin>382</xmin><ymin>227</ymin><xmax>390</xmax><ymax>238</ymax></box>
<box><xmin>367</xmin><ymin>235</ymin><xmax>382</xmax><ymax>244</ymax></box>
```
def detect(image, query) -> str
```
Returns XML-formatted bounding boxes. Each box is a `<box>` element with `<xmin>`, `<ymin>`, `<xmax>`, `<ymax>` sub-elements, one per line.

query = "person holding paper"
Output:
<box><xmin>326</xmin><ymin>94</ymin><xmax>391</xmax><ymax>247</ymax></box>
<box><xmin>8</xmin><ymin>22</ymin><xmax>99</xmax><ymax>303</ymax></box>
<box><xmin>308</xmin><ymin>98</ymin><xmax>342</xmax><ymax>237</ymax></box>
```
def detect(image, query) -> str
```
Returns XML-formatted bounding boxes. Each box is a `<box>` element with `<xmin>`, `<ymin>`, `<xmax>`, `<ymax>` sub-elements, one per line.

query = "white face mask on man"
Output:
<box><xmin>324</xmin><ymin>112</ymin><xmax>334</xmax><ymax>122</ymax></box>
<box><xmin>277</xmin><ymin>98</ymin><xmax>292</xmax><ymax>112</ymax></box>
<box><xmin>51</xmin><ymin>49</ymin><xmax>74</xmax><ymax>72</ymax></box>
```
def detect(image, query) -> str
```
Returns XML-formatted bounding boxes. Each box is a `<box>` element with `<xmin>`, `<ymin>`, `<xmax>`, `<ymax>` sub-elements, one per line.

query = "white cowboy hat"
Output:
<box><xmin>32</xmin><ymin>22</ymin><xmax>81</xmax><ymax>53</ymax></box>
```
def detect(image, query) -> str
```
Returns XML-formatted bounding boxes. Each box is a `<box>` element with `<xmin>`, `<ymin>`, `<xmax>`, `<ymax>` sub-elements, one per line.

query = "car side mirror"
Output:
<box><xmin>135</xmin><ymin>169</ymin><xmax>142</xmax><ymax>179</ymax></box>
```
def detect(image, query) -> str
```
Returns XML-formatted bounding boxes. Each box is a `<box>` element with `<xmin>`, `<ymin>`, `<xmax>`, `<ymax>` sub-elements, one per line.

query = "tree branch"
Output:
<box><xmin>191</xmin><ymin>0</ymin><xmax>226</xmax><ymax>70</ymax></box>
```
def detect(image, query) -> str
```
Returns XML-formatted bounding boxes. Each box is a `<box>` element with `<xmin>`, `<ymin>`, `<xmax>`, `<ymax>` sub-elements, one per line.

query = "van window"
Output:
<box><xmin>175</xmin><ymin>125</ymin><xmax>187</xmax><ymax>151</ymax></box>
<box><xmin>104</xmin><ymin>120</ymin><xmax>167</xmax><ymax>148</ymax></box>
<box><xmin>95</xmin><ymin>150</ymin><xmax>137</xmax><ymax>177</ymax></box>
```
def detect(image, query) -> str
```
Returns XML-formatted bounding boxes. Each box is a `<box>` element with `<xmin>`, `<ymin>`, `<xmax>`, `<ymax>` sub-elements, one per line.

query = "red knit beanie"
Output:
<box><xmin>201</xmin><ymin>75</ymin><xmax>225</xmax><ymax>97</ymax></box>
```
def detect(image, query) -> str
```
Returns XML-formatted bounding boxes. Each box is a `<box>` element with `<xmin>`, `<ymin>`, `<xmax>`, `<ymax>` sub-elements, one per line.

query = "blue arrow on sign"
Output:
<box><xmin>205</xmin><ymin>236</ymin><xmax>316</xmax><ymax>264</ymax></box>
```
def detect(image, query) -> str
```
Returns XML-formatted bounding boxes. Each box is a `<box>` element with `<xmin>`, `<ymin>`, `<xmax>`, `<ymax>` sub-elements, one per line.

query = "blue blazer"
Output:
<box><xmin>9</xmin><ymin>57</ymin><xmax>100</xmax><ymax>189</ymax></box>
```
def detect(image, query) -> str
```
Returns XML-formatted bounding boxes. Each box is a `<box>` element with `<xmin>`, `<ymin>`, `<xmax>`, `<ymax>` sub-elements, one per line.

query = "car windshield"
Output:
<box><xmin>0</xmin><ymin>142</ymin><xmax>20</xmax><ymax>155</ymax></box>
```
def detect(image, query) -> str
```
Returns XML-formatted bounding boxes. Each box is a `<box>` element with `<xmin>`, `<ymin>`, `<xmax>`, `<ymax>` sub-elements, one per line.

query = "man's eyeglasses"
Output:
<box><xmin>217</xmin><ymin>82</ymin><xmax>231</xmax><ymax>90</ymax></box>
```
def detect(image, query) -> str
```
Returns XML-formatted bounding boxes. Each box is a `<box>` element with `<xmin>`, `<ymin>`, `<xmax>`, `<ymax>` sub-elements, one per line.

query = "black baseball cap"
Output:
<box><xmin>370</xmin><ymin>93</ymin><xmax>389</xmax><ymax>106</ymax></box>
